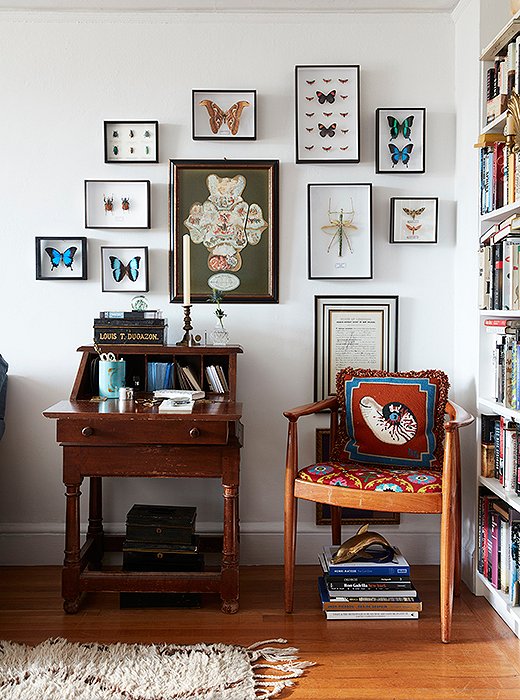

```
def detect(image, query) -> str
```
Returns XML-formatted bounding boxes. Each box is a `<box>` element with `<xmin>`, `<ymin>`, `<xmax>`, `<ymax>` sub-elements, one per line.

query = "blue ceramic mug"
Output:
<box><xmin>99</xmin><ymin>360</ymin><xmax>126</xmax><ymax>399</ymax></box>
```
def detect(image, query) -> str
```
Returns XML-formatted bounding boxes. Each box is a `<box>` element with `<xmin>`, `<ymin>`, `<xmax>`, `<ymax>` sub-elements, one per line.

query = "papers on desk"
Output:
<box><xmin>158</xmin><ymin>398</ymin><xmax>194</xmax><ymax>413</ymax></box>
<box><xmin>154</xmin><ymin>389</ymin><xmax>205</xmax><ymax>400</ymax></box>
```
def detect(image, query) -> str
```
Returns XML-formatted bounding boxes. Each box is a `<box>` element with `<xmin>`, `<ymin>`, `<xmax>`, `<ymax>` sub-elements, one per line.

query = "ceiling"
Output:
<box><xmin>0</xmin><ymin>0</ymin><xmax>462</xmax><ymax>12</ymax></box>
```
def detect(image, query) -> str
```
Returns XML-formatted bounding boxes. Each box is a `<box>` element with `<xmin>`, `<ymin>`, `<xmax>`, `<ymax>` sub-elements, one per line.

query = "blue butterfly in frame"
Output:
<box><xmin>45</xmin><ymin>246</ymin><xmax>78</xmax><ymax>270</ymax></box>
<box><xmin>388</xmin><ymin>143</ymin><xmax>414</xmax><ymax>167</ymax></box>
<box><xmin>109</xmin><ymin>255</ymin><xmax>141</xmax><ymax>282</ymax></box>
<box><xmin>387</xmin><ymin>115</ymin><xmax>414</xmax><ymax>140</ymax></box>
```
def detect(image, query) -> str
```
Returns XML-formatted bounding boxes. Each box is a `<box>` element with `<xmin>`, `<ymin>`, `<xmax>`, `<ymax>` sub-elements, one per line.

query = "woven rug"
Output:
<box><xmin>0</xmin><ymin>637</ymin><xmax>314</xmax><ymax>699</ymax></box>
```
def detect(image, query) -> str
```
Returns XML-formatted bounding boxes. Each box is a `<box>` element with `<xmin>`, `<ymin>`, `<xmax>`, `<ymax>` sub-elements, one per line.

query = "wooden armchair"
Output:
<box><xmin>283</xmin><ymin>368</ymin><xmax>474</xmax><ymax>643</ymax></box>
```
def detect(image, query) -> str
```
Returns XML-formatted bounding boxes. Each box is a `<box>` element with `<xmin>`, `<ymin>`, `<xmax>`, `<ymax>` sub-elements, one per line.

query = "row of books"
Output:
<box><xmin>100</xmin><ymin>309</ymin><xmax>163</xmax><ymax>320</ymax></box>
<box><xmin>176</xmin><ymin>364</ymin><xmax>202</xmax><ymax>392</ymax></box>
<box><xmin>485</xmin><ymin>38</ymin><xmax>520</xmax><ymax>123</ymax></box>
<box><xmin>147</xmin><ymin>362</ymin><xmax>174</xmax><ymax>391</ymax></box>
<box><xmin>478</xmin><ymin>492</ymin><xmax>520</xmax><ymax>606</ymax></box>
<box><xmin>205</xmin><ymin>365</ymin><xmax>229</xmax><ymax>394</ymax></box>
<box><xmin>481</xmin><ymin>413</ymin><xmax>520</xmax><ymax>495</ymax></box>
<box><xmin>479</xmin><ymin>143</ymin><xmax>520</xmax><ymax>216</ymax></box>
<box><xmin>317</xmin><ymin>545</ymin><xmax>421</xmax><ymax>620</ymax></box>
<box><xmin>485</xmin><ymin>320</ymin><xmax>520</xmax><ymax>409</ymax></box>
<box><xmin>478</xmin><ymin>236</ymin><xmax>520</xmax><ymax>311</ymax></box>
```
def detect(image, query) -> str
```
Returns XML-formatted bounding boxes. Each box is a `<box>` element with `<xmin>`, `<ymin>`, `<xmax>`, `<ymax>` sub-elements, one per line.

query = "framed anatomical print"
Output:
<box><xmin>101</xmin><ymin>246</ymin><xmax>149</xmax><ymax>293</ymax></box>
<box><xmin>390</xmin><ymin>197</ymin><xmax>438</xmax><ymax>243</ymax></box>
<box><xmin>375</xmin><ymin>108</ymin><xmax>426</xmax><ymax>173</ymax></box>
<box><xmin>295</xmin><ymin>65</ymin><xmax>360</xmax><ymax>163</ymax></box>
<box><xmin>35</xmin><ymin>237</ymin><xmax>87</xmax><ymax>280</ymax></box>
<box><xmin>308</xmin><ymin>183</ymin><xmax>372</xmax><ymax>279</ymax></box>
<box><xmin>169</xmin><ymin>159</ymin><xmax>279</xmax><ymax>303</ymax></box>
<box><xmin>192</xmin><ymin>90</ymin><xmax>257</xmax><ymax>140</ymax></box>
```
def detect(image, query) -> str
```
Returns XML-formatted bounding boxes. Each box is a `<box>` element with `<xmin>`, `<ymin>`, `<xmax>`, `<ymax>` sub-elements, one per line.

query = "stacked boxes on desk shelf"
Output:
<box><xmin>94</xmin><ymin>310</ymin><xmax>168</xmax><ymax>346</ymax></box>
<box><xmin>121</xmin><ymin>504</ymin><xmax>203</xmax><ymax>608</ymax></box>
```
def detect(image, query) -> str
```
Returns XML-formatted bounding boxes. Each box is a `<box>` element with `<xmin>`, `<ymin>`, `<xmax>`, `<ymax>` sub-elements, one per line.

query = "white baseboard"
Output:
<box><xmin>0</xmin><ymin>522</ymin><xmax>441</xmax><ymax>566</ymax></box>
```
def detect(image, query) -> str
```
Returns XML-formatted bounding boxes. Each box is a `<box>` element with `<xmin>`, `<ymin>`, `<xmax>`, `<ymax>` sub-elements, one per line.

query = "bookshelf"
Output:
<box><xmin>477</xmin><ymin>11</ymin><xmax>520</xmax><ymax>639</ymax></box>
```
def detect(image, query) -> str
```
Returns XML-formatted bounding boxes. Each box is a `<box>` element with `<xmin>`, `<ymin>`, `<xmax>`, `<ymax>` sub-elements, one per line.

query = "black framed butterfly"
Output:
<box><xmin>318</xmin><ymin>123</ymin><xmax>336</xmax><ymax>138</ymax></box>
<box><xmin>316</xmin><ymin>90</ymin><xmax>336</xmax><ymax>104</ymax></box>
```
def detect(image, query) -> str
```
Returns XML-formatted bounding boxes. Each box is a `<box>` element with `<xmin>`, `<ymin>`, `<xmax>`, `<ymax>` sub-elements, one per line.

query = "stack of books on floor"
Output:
<box><xmin>121</xmin><ymin>503</ymin><xmax>203</xmax><ymax>608</ymax></box>
<box><xmin>318</xmin><ymin>545</ymin><xmax>421</xmax><ymax>620</ymax></box>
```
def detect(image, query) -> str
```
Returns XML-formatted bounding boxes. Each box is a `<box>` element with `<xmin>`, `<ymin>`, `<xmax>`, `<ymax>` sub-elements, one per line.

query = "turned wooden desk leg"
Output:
<box><xmin>88</xmin><ymin>476</ymin><xmax>104</xmax><ymax>570</ymax></box>
<box><xmin>221</xmin><ymin>483</ymin><xmax>239</xmax><ymax>614</ymax></box>
<box><xmin>63</xmin><ymin>480</ymin><xmax>82</xmax><ymax>614</ymax></box>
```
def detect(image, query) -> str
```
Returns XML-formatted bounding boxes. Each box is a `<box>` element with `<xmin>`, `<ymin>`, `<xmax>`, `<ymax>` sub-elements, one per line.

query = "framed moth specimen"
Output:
<box><xmin>192</xmin><ymin>90</ymin><xmax>257</xmax><ymax>140</ymax></box>
<box><xmin>390</xmin><ymin>197</ymin><xmax>438</xmax><ymax>243</ymax></box>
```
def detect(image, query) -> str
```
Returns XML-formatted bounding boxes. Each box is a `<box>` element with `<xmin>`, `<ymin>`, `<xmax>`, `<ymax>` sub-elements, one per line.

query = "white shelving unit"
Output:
<box><xmin>476</xmin><ymin>12</ymin><xmax>520</xmax><ymax>639</ymax></box>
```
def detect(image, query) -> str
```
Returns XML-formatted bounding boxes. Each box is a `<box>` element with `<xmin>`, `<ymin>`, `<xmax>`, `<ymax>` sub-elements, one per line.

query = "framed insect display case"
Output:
<box><xmin>295</xmin><ymin>65</ymin><xmax>360</xmax><ymax>163</ymax></box>
<box><xmin>314</xmin><ymin>295</ymin><xmax>398</xmax><ymax>401</ymax></box>
<box><xmin>390</xmin><ymin>197</ymin><xmax>438</xmax><ymax>243</ymax></box>
<box><xmin>35</xmin><ymin>237</ymin><xmax>87</xmax><ymax>280</ymax></box>
<box><xmin>104</xmin><ymin>121</ymin><xmax>158</xmax><ymax>163</ymax></box>
<box><xmin>375</xmin><ymin>108</ymin><xmax>426</xmax><ymax>173</ymax></box>
<box><xmin>307</xmin><ymin>183</ymin><xmax>372</xmax><ymax>279</ymax></box>
<box><xmin>192</xmin><ymin>90</ymin><xmax>256</xmax><ymax>140</ymax></box>
<box><xmin>101</xmin><ymin>246</ymin><xmax>149</xmax><ymax>293</ymax></box>
<box><xmin>169</xmin><ymin>159</ymin><xmax>279</xmax><ymax>303</ymax></box>
<box><xmin>85</xmin><ymin>180</ymin><xmax>151</xmax><ymax>229</ymax></box>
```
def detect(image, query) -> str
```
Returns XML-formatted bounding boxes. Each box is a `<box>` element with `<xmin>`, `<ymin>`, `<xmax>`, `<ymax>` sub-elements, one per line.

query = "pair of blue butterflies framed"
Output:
<box><xmin>101</xmin><ymin>246</ymin><xmax>149</xmax><ymax>292</ymax></box>
<box><xmin>375</xmin><ymin>108</ymin><xmax>426</xmax><ymax>174</ymax></box>
<box><xmin>36</xmin><ymin>237</ymin><xmax>88</xmax><ymax>280</ymax></box>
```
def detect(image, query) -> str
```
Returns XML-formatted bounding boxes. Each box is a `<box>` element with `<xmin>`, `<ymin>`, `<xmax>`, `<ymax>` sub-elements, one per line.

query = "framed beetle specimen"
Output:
<box><xmin>85</xmin><ymin>180</ymin><xmax>151</xmax><ymax>229</ymax></box>
<box><xmin>104</xmin><ymin>121</ymin><xmax>158</xmax><ymax>163</ymax></box>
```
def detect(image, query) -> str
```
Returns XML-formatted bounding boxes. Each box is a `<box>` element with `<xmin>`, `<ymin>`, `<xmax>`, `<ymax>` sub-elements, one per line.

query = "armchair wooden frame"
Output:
<box><xmin>283</xmin><ymin>395</ymin><xmax>474</xmax><ymax>643</ymax></box>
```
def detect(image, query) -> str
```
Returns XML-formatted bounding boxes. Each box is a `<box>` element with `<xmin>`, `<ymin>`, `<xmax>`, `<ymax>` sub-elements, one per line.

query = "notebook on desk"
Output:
<box><xmin>158</xmin><ymin>398</ymin><xmax>194</xmax><ymax>413</ymax></box>
<box><xmin>154</xmin><ymin>389</ymin><xmax>205</xmax><ymax>400</ymax></box>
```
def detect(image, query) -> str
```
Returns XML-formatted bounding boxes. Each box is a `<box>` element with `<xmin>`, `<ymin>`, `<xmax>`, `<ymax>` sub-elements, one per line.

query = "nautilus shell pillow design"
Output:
<box><xmin>333</xmin><ymin>368</ymin><xmax>450</xmax><ymax>470</ymax></box>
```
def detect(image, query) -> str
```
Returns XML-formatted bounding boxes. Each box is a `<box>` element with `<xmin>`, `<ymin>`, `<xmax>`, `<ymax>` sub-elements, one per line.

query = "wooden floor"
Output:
<box><xmin>0</xmin><ymin>565</ymin><xmax>519</xmax><ymax>699</ymax></box>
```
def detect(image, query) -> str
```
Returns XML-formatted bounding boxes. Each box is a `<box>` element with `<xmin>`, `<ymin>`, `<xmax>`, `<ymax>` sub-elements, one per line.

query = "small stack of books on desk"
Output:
<box><xmin>318</xmin><ymin>545</ymin><xmax>421</xmax><ymax>620</ymax></box>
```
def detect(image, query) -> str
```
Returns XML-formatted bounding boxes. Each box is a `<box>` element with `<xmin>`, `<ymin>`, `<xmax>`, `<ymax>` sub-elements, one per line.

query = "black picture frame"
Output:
<box><xmin>169</xmin><ymin>159</ymin><xmax>279</xmax><ymax>303</ymax></box>
<box><xmin>307</xmin><ymin>183</ymin><xmax>373</xmax><ymax>279</ymax></box>
<box><xmin>35</xmin><ymin>237</ymin><xmax>87</xmax><ymax>280</ymax></box>
<box><xmin>375</xmin><ymin>108</ymin><xmax>426</xmax><ymax>174</ymax></box>
<box><xmin>192</xmin><ymin>90</ymin><xmax>257</xmax><ymax>140</ymax></box>
<box><xmin>314</xmin><ymin>295</ymin><xmax>399</xmax><ymax>401</ymax></box>
<box><xmin>101</xmin><ymin>246</ymin><xmax>149</xmax><ymax>293</ymax></box>
<box><xmin>104</xmin><ymin>121</ymin><xmax>159</xmax><ymax>163</ymax></box>
<box><xmin>85</xmin><ymin>180</ymin><xmax>151</xmax><ymax>230</ymax></box>
<box><xmin>295</xmin><ymin>65</ymin><xmax>360</xmax><ymax>164</ymax></box>
<box><xmin>314</xmin><ymin>429</ymin><xmax>400</xmax><ymax>526</ymax></box>
<box><xmin>389</xmin><ymin>197</ymin><xmax>439</xmax><ymax>244</ymax></box>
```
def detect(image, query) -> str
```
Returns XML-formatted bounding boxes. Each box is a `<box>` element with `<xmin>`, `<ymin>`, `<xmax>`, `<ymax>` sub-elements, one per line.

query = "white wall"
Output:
<box><xmin>0</xmin><ymin>9</ymin><xmax>457</xmax><ymax>565</ymax></box>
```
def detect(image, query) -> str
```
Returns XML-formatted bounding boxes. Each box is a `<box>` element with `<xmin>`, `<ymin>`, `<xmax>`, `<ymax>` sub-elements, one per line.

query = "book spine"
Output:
<box><xmin>324</xmin><ymin>610</ymin><xmax>419</xmax><ymax>620</ymax></box>
<box><xmin>511</xmin><ymin>520</ymin><xmax>520</xmax><ymax>605</ymax></box>
<box><xmin>325</xmin><ymin>581</ymin><xmax>413</xmax><ymax>591</ymax></box>
<box><xmin>326</xmin><ymin>565</ymin><xmax>410</xmax><ymax>577</ymax></box>
<box><xmin>491</xmin><ymin>511</ymin><xmax>499</xmax><ymax>588</ymax></box>
<box><xmin>94</xmin><ymin>318</ymin><xmax>167</xmax><ymax>326</ymax></box>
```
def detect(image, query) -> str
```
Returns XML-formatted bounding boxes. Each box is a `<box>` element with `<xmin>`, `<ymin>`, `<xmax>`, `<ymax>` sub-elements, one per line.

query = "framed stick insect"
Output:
<box><xmin>307</xmin><ymin>183</ymin><xmax>372</xmax><ymax>279</ymax></box>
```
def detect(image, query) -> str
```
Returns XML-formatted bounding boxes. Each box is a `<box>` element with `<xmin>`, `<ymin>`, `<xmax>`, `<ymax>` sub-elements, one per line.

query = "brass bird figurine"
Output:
<box><xmin>330</xmin><ymin>523</ymin><xmax>396</xmax><ymax>565</ymax></box>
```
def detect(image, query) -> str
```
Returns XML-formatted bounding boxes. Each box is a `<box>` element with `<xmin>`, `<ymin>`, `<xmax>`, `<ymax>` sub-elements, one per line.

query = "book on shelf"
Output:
<box><xmin>204</xmin><ymin>365</ymin><xmax>228</xmax><ymax>394</ymax></box>
<box><xmin>177</xmin><ymin>365</ymin><xmax>202</xmax><ymax>392</ymax></box>
<box><xmin>321</xmin><ymin>545</ymin><xmax>410</xmax><ymax>577</ymax></box>
<box><xmin>318</xmin><ymin>578</ymin><xmax>422</xmax><ymax>612</ymax></box>
<box><xmin>147</xmin><ymin>362</ymin><xmax>174</xmax><ymax>391</ymax></box>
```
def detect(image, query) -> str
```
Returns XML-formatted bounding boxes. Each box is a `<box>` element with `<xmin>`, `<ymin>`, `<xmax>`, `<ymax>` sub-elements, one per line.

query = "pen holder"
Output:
<box><xmin>99</xmin><ymin>360</ymin><xmax>126</xmax><ymax>399</ymax></box>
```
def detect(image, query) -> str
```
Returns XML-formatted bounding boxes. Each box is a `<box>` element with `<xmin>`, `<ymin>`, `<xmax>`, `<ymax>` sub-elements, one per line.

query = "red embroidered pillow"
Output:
<box><xmin>332</xmin><ymin>368</ymin><xmax>450</xmax><ymax>470</ymax></box>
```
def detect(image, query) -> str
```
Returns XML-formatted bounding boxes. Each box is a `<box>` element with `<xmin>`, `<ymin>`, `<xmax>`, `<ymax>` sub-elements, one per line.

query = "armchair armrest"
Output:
<box><xmin>445</xmin><ymin>401</ymin><xmax>474</xmax><ymax>432</ymax></box>
<box><xmin>284</xmin><ymin>395</ymin><xmax>339</xmax><ymax>422</ymax></box>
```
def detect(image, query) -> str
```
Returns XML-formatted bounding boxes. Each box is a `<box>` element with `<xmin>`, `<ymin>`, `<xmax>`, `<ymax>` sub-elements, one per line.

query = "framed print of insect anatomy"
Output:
<box><xmin>308</xmin><ymin>183</ymin><xmax>372</xmax><ymax>279</ymax></box>
<box><xmin>295</xmin><ymin>65</ymin><xmax>360</xmax><ymax>163</ymax></box>
<box><xmin>375</xmin><ymin>108</ymin><xmax>426</xmax><ymax>173</ymax></box>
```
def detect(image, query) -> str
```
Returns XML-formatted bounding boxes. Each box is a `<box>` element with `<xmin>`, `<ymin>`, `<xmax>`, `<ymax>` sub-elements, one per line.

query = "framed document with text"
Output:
<box><xmin>314</xmin><ymin>295</ymin><xmax>398</xmax><ymax>401</ymax></box>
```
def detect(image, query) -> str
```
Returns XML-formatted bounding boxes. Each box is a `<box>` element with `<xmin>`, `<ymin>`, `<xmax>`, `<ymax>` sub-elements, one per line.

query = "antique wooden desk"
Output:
<box><xmin>43</xmin><ymin>345</ymin><xmax>243</xmax><ymax>614</ymax></box>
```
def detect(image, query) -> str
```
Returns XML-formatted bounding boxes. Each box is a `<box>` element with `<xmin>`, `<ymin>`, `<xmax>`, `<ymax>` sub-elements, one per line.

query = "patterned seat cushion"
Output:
<box><xmin>298</xmin><ymin>460</ymin><xmax>443</xmax><ymax>493</ymax></box>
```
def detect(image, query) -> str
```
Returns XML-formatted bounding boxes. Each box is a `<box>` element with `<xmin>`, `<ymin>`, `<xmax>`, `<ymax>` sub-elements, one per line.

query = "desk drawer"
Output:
<box><xmin>57</xmin><ymin>419</ymin><xmax>228</xmax><ymax>445</ymax></box>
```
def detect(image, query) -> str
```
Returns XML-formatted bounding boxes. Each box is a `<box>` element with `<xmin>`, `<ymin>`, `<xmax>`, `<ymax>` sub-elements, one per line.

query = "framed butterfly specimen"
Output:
<box><xmin>101</xmin><ymin>246</ymin><xmax>149</xmax><ymax>292</ymax></box>
<box><xmin>192</xmin><ymin>90</ymin><xmax>256</xmax><ymax>140</ymax></box>
<box><xmin>169</xmin><ymin>159</ymin><xmax>279</xmax><ymax>303</ymax></box>
<box><xmin>104</xmin><ymin>121</ymin><xmax>158</xmax><ymax>163</ymax></box>
<box><xmin>389</xmin><ymin>197</ymin><xmax>438</xmax><ymax>244</ymax></box>
<box><xmin>85</xmin><ymin>180</ymin><xmax>151</xmax><ymax>229</ymax></box>
<box><xmin>35</xmin><ymin>237</ymin><xmax>87</xmax><ymax>280</ymax></box>
<box><xmin>375</xmin><ymin>107</ymin><xmax>426</xmax><ymax>174</ymax></box>
<box><xmin>307</xmin><ymin>183</ymin><xmax>372</xmax><ymax>279</ymax></box>
<box><xmin>295</xmin><ymin>65</ymin><xmax>360</xmax><ymax>163</ymax></box>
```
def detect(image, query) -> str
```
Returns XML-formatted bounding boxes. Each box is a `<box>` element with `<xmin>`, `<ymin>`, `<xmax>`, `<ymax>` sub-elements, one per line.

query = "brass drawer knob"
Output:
<box><xmin>189</xmin><ymin>427</ymin><xmax>200</xmax><ymax>439</ymax></box>
<box><xmin>81</xmin><ymin>426</ymin><xmax>94</xmax><ymax>437</ymax></box>
<box><xmin>156</xmin><ymin>552</ymin><xmax>163</xmax><ymax>559</ymax></box>
<box><xmin>156</xmin><ymin>527</ymin><xmax>162</xmax><ymax>535</ymax></box>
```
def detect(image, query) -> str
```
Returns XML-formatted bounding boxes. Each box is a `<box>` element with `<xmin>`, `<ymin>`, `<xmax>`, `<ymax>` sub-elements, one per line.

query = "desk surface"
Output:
<box><xmin>43</xmin><ymin>399</ymin><xmax>243</xmax><ymax>421</ymax></box>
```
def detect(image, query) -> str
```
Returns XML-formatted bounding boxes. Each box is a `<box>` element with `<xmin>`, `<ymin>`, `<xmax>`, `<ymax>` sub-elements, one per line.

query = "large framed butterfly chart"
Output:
<box><xmin>295</xmin><ymin>65</ymin><xmax>360</xmax><ymax>163</ymax></box>
<box><xmin>375</xmin><ymin>108</ymin><xmax>426</xmax><ymax>174</ymax></box>
<box><xmin>35</xmin><ymin>237</ymin><xmax>87</xmax><ymax>280</ymax></box>
<box><xmin>101</xmin><ymin>246</ymin><xmax>149</xmax><ymax>292</ymax></box>
<box><xmin>192</xmin><ymin>90</ymin><xmax>256</xmax><ymax>140</ymax></box>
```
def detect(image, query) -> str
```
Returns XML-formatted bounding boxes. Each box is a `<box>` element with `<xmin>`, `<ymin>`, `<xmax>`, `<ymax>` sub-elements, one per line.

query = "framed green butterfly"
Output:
<box><xmin>375</xmin><ymin>108</ymin><xmax>426</xmax><ymax>174</ymax></box>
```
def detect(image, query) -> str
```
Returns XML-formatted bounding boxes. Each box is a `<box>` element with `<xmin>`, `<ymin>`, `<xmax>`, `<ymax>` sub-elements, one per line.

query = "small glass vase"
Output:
<box><xmin>210</xmin><ymin>323</ymin><xmax>229</xmax><ymax>346</ymax></box>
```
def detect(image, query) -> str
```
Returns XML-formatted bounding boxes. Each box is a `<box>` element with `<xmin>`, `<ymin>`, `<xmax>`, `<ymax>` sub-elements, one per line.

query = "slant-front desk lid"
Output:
<box><xmin>43</xmin><ymin>399</ymin><xmax>243</xmax><ymax>421</ymax></box>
